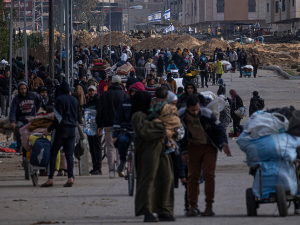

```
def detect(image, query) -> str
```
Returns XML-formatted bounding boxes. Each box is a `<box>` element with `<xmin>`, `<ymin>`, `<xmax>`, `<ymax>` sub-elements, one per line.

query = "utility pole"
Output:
<box><xmin>109</xmin><ymin>0</ymin><xmax>111</xmax><ymax>58</ymax></box>
<box><xmin>49</xmin><ymin>0</ymin><xmax>54</xmax><ymax>79</ymax></box>
<box><xmin>18</xmin><ymin>1</ymin><xmax>20</xmax><ymax>27</ymax></box>
<box><xmin>121</xmin><ymin>0</ymin><xmax>123</xmax><ymax>50</ymax></box>
<box><xmin>127</xmin><ymin>0</ymin><xmax>129</xmax><ymax>47</ymax></box>
<box><xmin>60</xmin><ymin>0</ymin><xmax>63</xmax><ymax>68</ymax></box>
<box><xmin>32</xmin><ymin>0</ymin><xmax>35</xmax><ymax>31</ymax></box>
<box><xmin>9</xmin><ymin>0</ymin><xmax>14</xmax><ymax>107</ymax></box>
<box><xmin>101</xmin><ymin>0</ymin><xmax>103</xmax><ymax>58</ymax></box>
<box><xmin>24</xmin><ymin>0</ymin><xmax>27</xmax><ymax>84</ymax></box>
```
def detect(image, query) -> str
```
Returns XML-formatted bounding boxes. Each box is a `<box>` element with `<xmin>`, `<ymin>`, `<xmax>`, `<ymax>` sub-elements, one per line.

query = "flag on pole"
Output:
<box><xmin>148</xmin><ymin>11</ymin><xmax>162</xmax><ymax>22</ymax></box>
<box><xmin>164</xmin><ymin>25</ymin><xmax>175</xmax><ymax>33</ymax></box>
<box><xmin>163</xmin><ymin>9</ymin><xmax>170</xmax><ymax>20</ymax></box>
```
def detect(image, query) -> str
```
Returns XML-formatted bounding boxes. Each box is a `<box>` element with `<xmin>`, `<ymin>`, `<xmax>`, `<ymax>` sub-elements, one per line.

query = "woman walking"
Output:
<box><xmin>131</xmin><ymin>91</ymin><xmax>176</xmax><ymax>223</ymax></box>
<box><xmin>230</xmin><ymin>89</ymin><xmax>244</xmax><ymax>139</ymax></box>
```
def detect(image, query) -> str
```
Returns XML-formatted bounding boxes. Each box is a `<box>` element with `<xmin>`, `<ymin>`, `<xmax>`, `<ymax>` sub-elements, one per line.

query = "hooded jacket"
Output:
<box><xmin>178</xmin><ymin>107</ymin><xmax>228</xmax><ymax>155</ymax></box>
<box><xmin>28</xmin><ymin>70</ymin><xmax>44</xmax><ymax>92</ymax></box>
<box><xmin>47</xmin><ymin>81</ymin><xmax>78</xmax><ymax>132</ymax></box>
<box><xmin>9</xmin><ymin>82</ymin><xmax>43</xmax><ymax>124</ymax></box>
<box><xmin>98</xmin><ymin>80</ymin><xmax>107</xmax><ymax>96</ymax></box>
<box><xmin>96</xmin><ymin>83</ymin><xmax>129</xmax><ymax>128</ymax></box>
<box><xmin>177</xmin><ymin>82</ymin><xmax>201</xmax><ymax>109</ymax></box>
<box><xmin>113</xmin><ymin>82</ymin><xmax>145</xmax><ymax>138</ymax></box>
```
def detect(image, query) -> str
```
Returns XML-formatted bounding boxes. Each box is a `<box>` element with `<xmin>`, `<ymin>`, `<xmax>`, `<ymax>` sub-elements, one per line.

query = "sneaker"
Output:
<box><xmin>158</xmin><ymin>214</ymin><xmax>176</xmax><ymax>221</ymax></box>
<box><xmin>144</xmin><ymin>214</ymin><xmax>158</xmax><ymax>222</ymax></box>
<box><xmin>91</xmin><ymin>170</ymin><xmax>102</xmax><ymax>175</ymax></box>
<box><xmin>109</xmin><ymin>171</ymin><xmax>115</xmax><ymax>179</ymax></box>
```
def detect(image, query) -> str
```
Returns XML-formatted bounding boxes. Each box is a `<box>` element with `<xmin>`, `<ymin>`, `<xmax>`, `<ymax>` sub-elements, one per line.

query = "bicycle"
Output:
<box><xmin>114</xmin><ymin>128</ymin><xmax>135</xmax><ymax>196</ymax></box>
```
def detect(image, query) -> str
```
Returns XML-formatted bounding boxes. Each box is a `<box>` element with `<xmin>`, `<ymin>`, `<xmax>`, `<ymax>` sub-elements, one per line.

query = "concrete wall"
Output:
<box><xmin>123</xmin><ymin>8</ymin><xmax>151</xmax><ymax>31</ymax></box>
<box><xmin>224</xmin><ymin>0</ymin><xmax>248</xmax><ymax>21</ymax></box>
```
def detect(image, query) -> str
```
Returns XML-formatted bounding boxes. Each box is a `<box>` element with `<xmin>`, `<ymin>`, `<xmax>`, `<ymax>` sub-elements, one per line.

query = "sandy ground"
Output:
<box><xmin>1</xmin><ymin>69</ymin><xmax>300</xmax><ymax>225</ymax></box>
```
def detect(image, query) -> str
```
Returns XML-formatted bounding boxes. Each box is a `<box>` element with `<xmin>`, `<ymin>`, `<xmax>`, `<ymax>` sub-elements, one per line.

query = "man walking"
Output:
<box><xmin>96</xmin><ymin>75</ymin><xmax>128</xmax><ymax>178</ymax></box>
<box><xmin>0</xmin><ymin>70</ymin><xmax>17</xmax><ymax>117</ymax></box>
<box><xmin>41</xmin><ymin>81</ymin><xmax>78</xmax><ymax>187</ymax></box>
<box><xmin>248</xmin><ymin>52</ymin><xmax>260</xmax><ymax>78</ymax></box>
<box><xmin>229</xmin><ymin>49</ymin><xmax>238</xmax><ymax>73</ymax></box>
<box><xmin>179</xmin><ymin>95</ymin><xmax>231</xmax><ymax>217</ymax></box>
<box><xmin>239</xmin><ymin>48</ymin><xmax>247</xmax><ymax>78</ymax></box>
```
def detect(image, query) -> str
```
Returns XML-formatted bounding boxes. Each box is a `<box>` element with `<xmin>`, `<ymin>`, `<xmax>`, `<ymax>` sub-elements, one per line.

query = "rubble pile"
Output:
<box><xmin>43</xmin><ymin>29</ymin><xmax>65</xmax><ymax>50</ymax></box>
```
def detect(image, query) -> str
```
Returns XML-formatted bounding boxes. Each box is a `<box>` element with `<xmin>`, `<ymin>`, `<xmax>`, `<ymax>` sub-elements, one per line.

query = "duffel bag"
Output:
<box><xmin>30</xmin><ymin>137</ymin><xmax>51</xmax><ymax>167</ymax></box>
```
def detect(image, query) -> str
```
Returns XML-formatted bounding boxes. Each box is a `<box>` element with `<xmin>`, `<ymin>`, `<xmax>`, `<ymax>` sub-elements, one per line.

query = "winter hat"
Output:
<box><xmin>88</xmin><ymin>85</ymin><xmax>97</xmax><ymax>91</ymax></box>
<box><xmin>37</xmin><ymin>86</ymin><xmax>47</xmax><ymax>94</ymax></box>
<box><xmin>112</xmin><ymin>75</ymin><xmax>121</xmax><ymax>84</ymax></box>
<box><xmin>59</xmin><ymin>81</ymin><xmax>70</xmax><ymax>94</ymax></box>
<box><xmin>167</xmin><ymin>91</ymin><xmax>178</xmax><ymax>104</ymax></box>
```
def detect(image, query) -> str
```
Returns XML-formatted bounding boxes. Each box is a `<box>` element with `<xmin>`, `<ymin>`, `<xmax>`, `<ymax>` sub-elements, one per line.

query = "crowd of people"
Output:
<box><xmin>0</xmin><ymin>42</ymin><xmax>266</xmax><ymax>223</ymax></box>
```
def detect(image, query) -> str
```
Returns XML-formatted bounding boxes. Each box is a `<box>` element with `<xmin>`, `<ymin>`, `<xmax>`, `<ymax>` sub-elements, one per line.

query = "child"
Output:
<box><xmin>148</xmin><ymin>87</ymin><xmax>180</xmax><ymax>153</ymax></box>
<box><xmin>213</xmin><ymin>58</ymin><xmax>224</xmax><ymax>81</ymax></box>
<box><xmin>177</xmin><ymin>87</ymin><xmax>184</xmax><ymax>97</ymax></box>
<box><xmin>183</xmin><ymin>65</ymin><xmax>190</xmax><ymax>75</ymax></box>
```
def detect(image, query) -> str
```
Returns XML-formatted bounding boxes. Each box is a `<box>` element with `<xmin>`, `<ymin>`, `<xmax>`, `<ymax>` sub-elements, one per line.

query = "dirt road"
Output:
<box><xmin>1</xmin><ymin>69</ymin><xmax>300</xmax><ymax>225</ymax></box>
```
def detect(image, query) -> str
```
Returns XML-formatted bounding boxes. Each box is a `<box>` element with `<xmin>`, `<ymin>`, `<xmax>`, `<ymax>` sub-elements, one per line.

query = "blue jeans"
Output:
<box><xmin>117</xmin><ymin>134</ymin><xmax>131</xmax><ymax>162</ymax></box>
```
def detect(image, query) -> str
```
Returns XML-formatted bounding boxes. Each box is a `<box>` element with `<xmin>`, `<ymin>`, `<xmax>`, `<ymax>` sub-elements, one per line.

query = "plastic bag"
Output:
<box><xmin>237</xmin><ymin>132</ymin><xmax>300</xmax><ymax>198</ymax></box>
<box><xmin>266</xmin><ymin>106</ymin><xmax>300</xmax><ymax>137</ymax></box>
<box><xmin>200</xmin><ymin>91</ymin><xmax>217</xmax><ymax>100</ymax></box>
<box><xmin>243</xmin><ymin>111</ymin><xmax>289</xmax><ymax>139</ymax></box>
<box><xmin>83</xmin><ymin>109</ymin><xmax>97</xmax><ymax>136</ymax></box>
<box><xmin>206</xmin><ymin>97</ymin><xmax>227</xmax><ymax>119</ymax></box>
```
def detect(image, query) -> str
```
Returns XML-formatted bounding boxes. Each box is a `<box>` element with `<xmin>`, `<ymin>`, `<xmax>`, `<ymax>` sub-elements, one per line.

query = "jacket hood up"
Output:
<box><xmin>17</xmin><ymin>81</ymin><xmax>29</xmax><ymax>96</ymax></box>
<box><xmin>128</xmin><ymin>82</ymin><xmax>145</xmax><ymax>97</ymax></box>
<box><xmin>184</xmin><ymin>82</ymin><xmax>197</xmax><ymax>94</ymax></box>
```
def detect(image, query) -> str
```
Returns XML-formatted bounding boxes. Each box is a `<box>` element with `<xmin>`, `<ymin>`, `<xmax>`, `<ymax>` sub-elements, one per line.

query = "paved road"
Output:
<box><xmin>1</xmin><ymin>70</ymin><xmax>300</xmax><ymax>225</ymax></box>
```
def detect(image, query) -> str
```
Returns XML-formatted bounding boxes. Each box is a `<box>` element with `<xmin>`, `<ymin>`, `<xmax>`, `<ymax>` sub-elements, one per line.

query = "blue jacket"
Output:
<box><xmin>178</xmin><ymin>107</ymin><xmax>228</xmax><ymax>155</ymax></box>
<box><xmin>167</xmin><ymin>63</ymin><xmax>178</xmax><ymax>71</ymax></box>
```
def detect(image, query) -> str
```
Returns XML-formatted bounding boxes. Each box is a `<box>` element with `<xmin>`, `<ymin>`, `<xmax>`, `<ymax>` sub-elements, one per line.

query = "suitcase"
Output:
<box><xmin>30</xmin><ymin>137</ymin><xmax>51</xmax><ymax>167</ymax></box>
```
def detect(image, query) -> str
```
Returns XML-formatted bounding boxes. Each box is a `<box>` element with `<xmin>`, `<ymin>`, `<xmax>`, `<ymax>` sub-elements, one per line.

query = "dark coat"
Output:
<box><xmin>135</xmin><ymin>66</ymin><xmax>145</xmax><ymax>78</ymax></box>
<box><xmin>126</xmin><ymin>77</ymin><xmax>138</xmax><ymax>90</ymax></box>
<box><xmin>157</xmin><ymin>57</ymin><xmax>164</xmax><ymax>73</ymax></box>
<box><xmin>96</xmin><ymin>84</ymin><xmax>128</xmax><ymax>128</ymax></box>
<box><xmin>0</xmin><ymin>76</ymin><xmax>17</xmax><ymax>95</ymax></box>
<box><xmin>231</xmin><ymin>95</ymin><xmax>244</xmax><ymax>118</ymax></box>
<box><xmin>179</xmin><ymin>107</ymin><xmax>228</xmax><ymax>155</ymax></box>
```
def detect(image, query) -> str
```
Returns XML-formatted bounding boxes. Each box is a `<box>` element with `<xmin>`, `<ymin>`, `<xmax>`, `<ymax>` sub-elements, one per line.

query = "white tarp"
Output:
<box><xmin>148</xmin><ymin>11</ymin><xmax>161</xmax><ymax>22</ymax></box>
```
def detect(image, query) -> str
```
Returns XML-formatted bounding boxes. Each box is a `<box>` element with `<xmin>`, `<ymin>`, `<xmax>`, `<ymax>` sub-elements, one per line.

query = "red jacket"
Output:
<box><xmin>98</xmin><ymin>80</ymin><xmax>107</xmax><ymax>96</ymax></box>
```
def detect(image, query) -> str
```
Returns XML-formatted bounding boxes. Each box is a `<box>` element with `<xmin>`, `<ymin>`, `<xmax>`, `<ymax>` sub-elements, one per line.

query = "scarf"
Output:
<box><xmin>229</xmin><ymin>89</ymin><xmax>237</xmax><ymax>102</ymax></box>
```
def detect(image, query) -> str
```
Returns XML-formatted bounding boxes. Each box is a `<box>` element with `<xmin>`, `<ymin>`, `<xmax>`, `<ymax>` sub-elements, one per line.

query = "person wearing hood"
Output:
<box><xmin>131</xmin><ymin>91</ymin><xmax>176</xmax><ymax>222</ymax></box>
<box><xmin>9</xmin><ymin>82</ymin><xmax>43</xmax><ymax>152</ymax></box>
<box><xmin>98</xmin><ymin>73</ymin><xmax>108</xmax><ymax>96</ymax></box>
<box><xmin>198</xmin><ymin>60</ymin><xmax>208</xmax><ymax>88</ymax></box>
<box><xmin>41</xmin><ymin>81</ymin><xmax>78</xmax><ymax>188</ymax></box>
<box><xmin>249</xmin><ymin>91</ymin><xmax>264</xmax><ymax>116</ymax></box>
<box><xmin>113</xmin><ymin>82</ymin><xmax>145</xmax><ymax>177</ymax></box>
<box><xmin>135</xmin><ymin>62</ymin><xmax>146</xmax><ymax>79</ymax></box>
<box><xmin>166</xmin><ymin>73</ymin><xmax>177</xmax><ymax>94</ymax></box>
<box><xmin>229</xmin><ymin>89</ymin><xmax>244</xmax><ymax>138</ymax></box>
<box><xmin>96</xmin><ymin>75</ymin><xmax>129</xmax><ymax>178</ymax></box>
<box><xmin>28</xmin><ymin>70</ymin><xmax>44</xmax><ymax>92</ymax></box>
<box><xmin>177</xmin><ymin>82</ymin><xmax>205</xmax><ymax>109</ymax></box>
<box><xmin>217</xmin><ymin>78</ymin><xmax>226</xmax><ymax>96</ymax></box>
<box><xmin>85</xmin><ymin>85</ymin><xmax>102</xmax><ymax>175</ymax></box>
<box><xmin>157</xmin><ymin>55</ymin><xmax>164</xmax><ymax>77</ymax></box>
<box><xmin>126</xmin><ymin>71</ymin><xmax>138</xmax><ymax>90</ymax></box>
<box><xmin>0</xmin><ymin>70</ymin><xmax>17</xmax><ymax>117</ymax></box>
<box><xmin>37</xmin><ymin>86</ymin><xmax>49</xmax><ymax>112</ymax></box>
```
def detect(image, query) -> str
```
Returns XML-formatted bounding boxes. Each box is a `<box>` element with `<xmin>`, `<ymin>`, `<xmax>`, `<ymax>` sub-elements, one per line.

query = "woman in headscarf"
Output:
<box><xmin>229</xmin><ymin>89</ymin><xmax>244</xmax><ymax>138</ymax></box>
<box><xmin>166</xmin><ymin>73</ymin><xmax>177</xmax><ymax>94</ymax></box>
<box><xmin>157</xmin><ymin>55</ymin><xmax>164</xmax><ymax>77</ymax></box>
<box><xmin>131</xmin><ymin>91</ymin><xmax>176</xmax><ymax>222</ymax></box>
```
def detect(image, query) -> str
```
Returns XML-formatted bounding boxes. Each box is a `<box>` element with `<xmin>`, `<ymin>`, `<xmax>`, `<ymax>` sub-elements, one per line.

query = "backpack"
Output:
<box><xmin>30</xmin><ymin>137</ymin><xmax>51</xmax><ymax>167</ymax></box>
<box><xmin>258</xmin><ymin>98</ymin><xmax>265</xmax><ymax>110</ymax></box>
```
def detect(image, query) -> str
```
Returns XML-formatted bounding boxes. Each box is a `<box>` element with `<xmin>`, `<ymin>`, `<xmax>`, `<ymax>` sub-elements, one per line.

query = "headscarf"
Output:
<box><xmin>229</xmin><ymin>89</ymin><xmax>237</xmax><ymax>101</ymax></box>
<box><xmin>130</xmin><ymin>91</ymin><xmax>152</xmax><ymax>118</ymax></box>
<box><xmin>167</xmin><ymin>91</ymin><xmax>178</xmax><ymax>104</ymax></box>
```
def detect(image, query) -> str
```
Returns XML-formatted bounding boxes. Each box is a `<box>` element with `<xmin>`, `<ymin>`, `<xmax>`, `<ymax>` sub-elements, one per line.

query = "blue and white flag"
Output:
<box><xmin>163</xmin><ymin>9</ymin><xmax>170</xmax><ymax>20</ymax></box>
<box><xmin>164</xmin><ymin>25</ymin><xmax>175</xmax><ymax>33</ymax></box>
<box><xmin>148</xmin><ymin>11</ymin><xmax>161</xmax><ymax>22</ymax></box>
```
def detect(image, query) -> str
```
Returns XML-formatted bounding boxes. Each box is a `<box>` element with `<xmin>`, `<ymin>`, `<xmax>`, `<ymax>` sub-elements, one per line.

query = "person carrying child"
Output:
<box><xmin>148</xmin><ymin>87</ymin><xmax>181</xmax><ymax>153</ymax></box>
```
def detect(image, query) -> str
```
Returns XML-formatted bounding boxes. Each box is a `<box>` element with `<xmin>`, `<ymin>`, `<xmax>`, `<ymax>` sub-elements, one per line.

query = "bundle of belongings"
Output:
<box><xmin>90</xmin><ymin>59</ymin><xmax>111</xmax><ymax>72</ymax></box>
<box><xmin>242</xmin><ymin>65</ymin><xmax>253</xmax><ymax>76</ymax></box>
<box><xmin>237</xmin><ymin>107</ymin><xmax>300</xmax><ymax>199</ymax></box>
<box><xmin>116</xmin><ymin>62</ymin><xmax>135</xmax><ymax>76</ymax></box>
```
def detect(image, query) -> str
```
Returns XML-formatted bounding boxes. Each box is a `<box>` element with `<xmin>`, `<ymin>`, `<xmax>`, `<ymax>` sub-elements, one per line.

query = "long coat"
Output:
<box><xmin>132</xmin><ymin>112</ymin><xmax>174</xmax><ymax>216</ymax></box>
